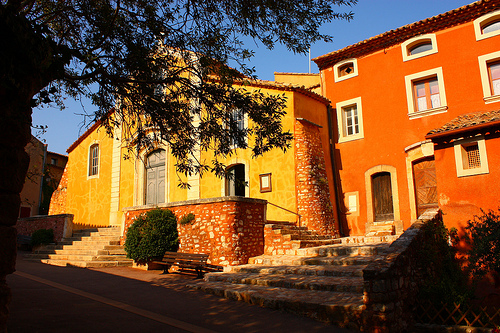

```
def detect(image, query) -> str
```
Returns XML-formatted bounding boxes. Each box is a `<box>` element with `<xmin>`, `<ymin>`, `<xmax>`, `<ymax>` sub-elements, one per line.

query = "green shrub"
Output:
<box><xmin>465</xmin><ymin>208</ymin><xmax>500</xmax><ymax>278</ymax></box>
<box><xmin>179</xmin><ymin>213</ymin><xmax>195</xmax><ymax>225</ymax></box>
<box><xmin>124</xmin><ymin>208</ymin><xmax>179</xmax><ymax>262</ymax></box>
<box><xmin>31</xmin><ymin>228</ymin><xmax>54</xmax><ymax>247</ymax></box>
<box><xmin>417</xmin><ymin>217</ymin><xmax>472</xmax><ymax>305</ymax></box>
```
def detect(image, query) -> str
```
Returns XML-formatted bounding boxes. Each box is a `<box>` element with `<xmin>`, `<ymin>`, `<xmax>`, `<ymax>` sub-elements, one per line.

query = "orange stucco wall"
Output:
<box><xmin>320</xmin><ymin>19</ymin><xmax>500</xmax><ymax>235</ymax></box>
<box><xmin>433</xmin><ymin>133</ymin><xmax>500</xmax><ymax>233</ymax></box>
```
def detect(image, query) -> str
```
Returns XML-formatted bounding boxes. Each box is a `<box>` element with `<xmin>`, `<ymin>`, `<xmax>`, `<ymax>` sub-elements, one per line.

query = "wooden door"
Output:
<box><xmin>372</xmin><ymin>172</ymin><xmax>394</xmax><ymax>221</ymax></box>
<box><xmin>413</xmin><ymin>157</ymin><xmax>438</xmax><ymax>218</ymax></box>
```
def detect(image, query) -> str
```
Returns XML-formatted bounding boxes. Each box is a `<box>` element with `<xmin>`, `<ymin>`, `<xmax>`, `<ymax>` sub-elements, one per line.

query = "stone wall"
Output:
<box><xmin>294</xmin><ymin>119</ymin><xmax>337</xmax><ymax>236</ymax></box>
<box><xmin>16</xmin><ymin>214</ymin><xmax>74</xmax><ymax>242</ymax></box>
<box><xmin>48</xmin><ymin>165</ymin><xmax>68</xmax><ymax>215</ymax></box>
<box><xmin>123</xmin><ymin>197</ymin><xmax>267</xmax><ymax>266</ymax></box>
<box><xmin>362</xmin><ymin>209</ymin><xmax>442</xmax><ymax>332</ymax></box>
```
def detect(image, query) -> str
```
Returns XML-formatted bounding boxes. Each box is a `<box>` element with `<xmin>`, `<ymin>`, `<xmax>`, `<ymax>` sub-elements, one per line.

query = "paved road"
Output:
<box><xmin>6</xmin><ymin>253</ymin><xmax>355</xmax><ymax>332</ymax></box>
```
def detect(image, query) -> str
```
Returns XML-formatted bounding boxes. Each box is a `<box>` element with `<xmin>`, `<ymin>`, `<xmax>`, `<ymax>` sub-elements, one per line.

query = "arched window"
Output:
<box><xmin>401</xmin><ymin>34</ymin><xmax>437</xmax><ymax>61</ymax></box>
<box><xmin>474</xmin><ymin>10</ymin><xmax>500</xmax><ymax>40</ymax></box>
<box><xmin>88</xmin><ymin>144</ymin><xmax>99</xmax><ymax>177</ymax></box>
<box><xmin>225</xmin><ymin>164</ymin><xmax>245</xmax><ymax>197</ymax></box>
<box><xmin>145</xmin><ymin>149</ymin><xmax>165</xmax><ymax>205</ymax></box>
<box><xmin>409</xmin><ymin>41</ymin><xmax>433</xmax><ymax>55</ymax></box>
<box><xmin>333</xmin><ymin>58</ymin><xmax>358</xmax><ymax>82</ymax></box>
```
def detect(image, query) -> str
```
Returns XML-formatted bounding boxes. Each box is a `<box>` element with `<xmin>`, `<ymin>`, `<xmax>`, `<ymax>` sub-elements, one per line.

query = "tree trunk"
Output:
<box><xmin>0</xmin><ymin>94</ymin><xmax>31</xmax><ymax>332</ymax></box>
<box><xmin>0</xmin><ymin>6</ymin><xmax>62</xmax><ymax>331</ymax></box>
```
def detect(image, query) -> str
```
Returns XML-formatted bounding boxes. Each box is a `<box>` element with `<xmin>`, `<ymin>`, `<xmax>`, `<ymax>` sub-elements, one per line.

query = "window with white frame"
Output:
<box><xmin>478</xmin><ymin>51</ymin><xmax>500</xmax><ymax>104</ymax></box>
<box><xmin>405</xmin><ymin>68</ymin><xmax>447</xmax><ymax>119</ymax></box>
<box><xmin>88</xmin><ymin>143</ymin><xmax>99</xmax><ymax>177</ymax></box>
<box><xmin>229</xmin><ymin>108</ymin><xmax>246</xmax><ymax>149</ymax></box>
<box><xmin>401</xmin><ymin>34</ymin><xmax>438</xmax><ymax>62</ymax></box>
<box><xmin>336</xmin><ymin>97</ymin><xmax>364</xmax><ymax>143</ymax></box>
<box><xmin>454</xmin><ymin>136</ymin><xmax>489</xmax><ymax>177</ymax></box>
<box><xmin>333</xmin><ymin>58</ymin><xmax>358</xmax><ymax>82</ymax></box>
<box><xmin>474</xmin><ymin>10</ymin><xmax>500</xmax><ymax>41</ymax></box>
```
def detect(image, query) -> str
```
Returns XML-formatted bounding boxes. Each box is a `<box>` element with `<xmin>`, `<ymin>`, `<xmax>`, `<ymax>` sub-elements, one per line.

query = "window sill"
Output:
<box><xmin>484</xmin><ymin>95</ymin><xmax>500</xmax><ymax>104</ymax></box>
<box><xmin>408</xmin><ymin>106</ymin><xmax>448</xmax><ymax>120</ymax></box>
<box><xmin>338</xmin><ymin>134</ymin><xmax>364</xmax><ymax>143</ymax></box>
<box><xmin>456</xmin><ymin>168</ymin><xmax>489</xmax><ymax>177</ymax></box>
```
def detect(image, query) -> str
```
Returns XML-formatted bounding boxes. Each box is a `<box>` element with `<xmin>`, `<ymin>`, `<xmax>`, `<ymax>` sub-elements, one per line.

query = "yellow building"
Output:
<box><xmin>51</xmin><ymin>79</ymin><xmax>340</xmax><ymax>236</ymax></box>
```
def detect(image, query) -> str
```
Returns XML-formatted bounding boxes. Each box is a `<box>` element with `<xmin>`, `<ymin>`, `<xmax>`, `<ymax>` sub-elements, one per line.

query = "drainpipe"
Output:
<box><xmin>38</xmin><ymin>143</ymin><xmax>48</xmax><ymax>216</ymax></box>
<box><xmin>327</xmin><ymin>106</ymin><xmax>345</xmax><ymax>237</ymax></box>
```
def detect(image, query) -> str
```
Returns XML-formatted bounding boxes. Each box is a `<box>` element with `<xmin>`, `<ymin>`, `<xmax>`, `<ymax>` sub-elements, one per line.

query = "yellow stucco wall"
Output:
<box><xmin>66</xmin><ymin>126</ymin><xmax>113</xmax><ymax>228</ymax></box>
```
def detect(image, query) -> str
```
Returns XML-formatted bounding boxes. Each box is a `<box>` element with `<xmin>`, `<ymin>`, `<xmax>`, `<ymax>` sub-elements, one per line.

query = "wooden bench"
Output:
<box><xmin>153</xmin><ymin>252</ymin><xmax>221</xmax><ymax>278</ymax></box>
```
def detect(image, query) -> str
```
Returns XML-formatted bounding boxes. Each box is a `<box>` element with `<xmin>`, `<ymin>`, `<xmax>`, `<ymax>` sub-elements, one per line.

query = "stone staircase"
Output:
<box><xmin>189</xmin><ymin>235</ymin><xmax>399</xmax><ymax>330</ymax></box>
<box><xmin>264</xmin><ymin>221</ymin><xmax>340</xmax><ymax>255</ymax></box>
<box><xmin>24</xmin><ymin>227</ymin><xmax>134</xmax><ymax>268</ymax></box>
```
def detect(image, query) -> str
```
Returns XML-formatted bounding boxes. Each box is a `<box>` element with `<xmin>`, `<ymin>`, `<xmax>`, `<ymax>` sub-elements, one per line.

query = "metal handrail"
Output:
<box><xmin>267</xmin><ymin>202</ymin><xmax>302</xmax><ymax>227</ymax></box>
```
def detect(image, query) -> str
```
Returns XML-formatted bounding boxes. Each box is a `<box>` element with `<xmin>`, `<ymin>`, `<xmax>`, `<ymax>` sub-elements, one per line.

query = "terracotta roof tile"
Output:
<box><xmin>313</xmin><ymin>0</ymin><xmax>500</xmax><ymax>69</ymax></box>
<box><xmin>427</xmin><ymin>109</ymin><xmax>500</xmax><ymax>138</ymax></box>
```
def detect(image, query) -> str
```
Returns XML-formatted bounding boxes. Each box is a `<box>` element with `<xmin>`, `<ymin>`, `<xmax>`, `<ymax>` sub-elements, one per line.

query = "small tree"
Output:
<box><xmin>125</xmin><ymin>209</ymin><xmax>179</xmax><ymax>262</ymax></box>
<box><xmin>465</xmin><ymin>208</ymin><xmax>500</xmax><ymax>278</ymax></box>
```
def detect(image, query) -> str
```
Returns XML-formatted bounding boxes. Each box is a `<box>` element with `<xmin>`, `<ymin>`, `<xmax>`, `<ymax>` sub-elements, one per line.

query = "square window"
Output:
<box><xmin>336</xmin><ymin>97</ymin><xmax>364</xmax><ymax>143</ymax></box>
<box><xmin>454</xmin><ymin>136</ymin><xmax>489</xmax><ymax>177</ymax></box>
<box><xmin>405</xmin><ymin>68</ymin><xmax>447</xmax><ymax>119</ymax></box>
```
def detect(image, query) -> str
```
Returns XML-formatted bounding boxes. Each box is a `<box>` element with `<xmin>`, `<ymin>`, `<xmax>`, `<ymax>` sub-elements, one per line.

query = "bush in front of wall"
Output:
<box><xmin>30</xmin><ymin>228</ymin><xmax>54</xmax><ymax>247</ymax></box>
<box><xmin>179</xmin><ymin>213</ymin><xmax>195</xmax><ymax>225</ymax></box>
<box><xmin>124</xmin><ymin>208</ymin><xmax>179</xmax><ymax>262</ymax></box>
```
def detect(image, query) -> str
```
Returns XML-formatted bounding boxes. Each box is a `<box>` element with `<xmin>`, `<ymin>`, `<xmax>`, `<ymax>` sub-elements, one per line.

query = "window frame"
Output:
<box><xmin>405</xmin><ymin>67</ymin><xmax>447</xmax><ymax>119</ymax></box>
<box><xmin>228</xmin><ymin>108</ymin><xmax>248</xmax><ymax>149</ymax></box>
<box><xmin>478</xmin><ymin>50</ymin><xmax>500</xmax><ymax>104</ymax></box>
<box><xmin>401</xmin><ymin>34</ymin><xmax>438</xmax><ymax>62</ymax></box>
<box><xmin>454</xmin><ymin>135</ymin><xmax>489</xmax><ymax>177</ymax></box>
<box><xmin>336</xmin><ymin>97</ymin><xmax>364</xmax><ymax>143</ymax></box>
<box><xmin>333</xmin><ymin>58</ymin><xmax>358</xmax><ymax>82</ymax></box>
<box><xmin>88</xmin><ymin>143</ymin><xmax>99</xmax><ymax>178</ymax></box>
<box><xmin>474</xmin><ymin>10</ymin><xmax>500</xmax><ymax>41</ymax></box>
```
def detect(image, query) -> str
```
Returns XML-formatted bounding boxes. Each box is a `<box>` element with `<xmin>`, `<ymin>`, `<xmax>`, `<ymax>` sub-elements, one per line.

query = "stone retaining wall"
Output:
<box><xmin>16</xmin><ymin>214</ymin><xmax>74</xmax><ymax>242</ymax></box>
<box><xmin>123</xmin><ymin>197</ymin><xmax>267</xmax><ymax>266</ymax></box>
<box><xmin>362</xmin><ymin>209</ymin><xmax>442</xmax><ymax>332</ymax></box>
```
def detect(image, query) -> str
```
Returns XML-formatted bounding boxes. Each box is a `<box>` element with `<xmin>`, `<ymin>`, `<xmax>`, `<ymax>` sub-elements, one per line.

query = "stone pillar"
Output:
<box><xmin>294</xmin><ymin>119</ymin><xmax>337</xmax><ymax>236</ymax></box>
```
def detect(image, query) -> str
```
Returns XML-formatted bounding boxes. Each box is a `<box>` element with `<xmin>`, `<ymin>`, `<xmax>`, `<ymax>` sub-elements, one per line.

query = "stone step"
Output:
<box><xmin>227</xmin><ymin>264</ymin><xmax>365</xmax><ymax>277</ymax></box>
<box><xmin>296</xmin><ymin>243</ymin><xmax>390</xmax><ymax>257</ymax></box>
<box><xmin>285</xmin><ymin>234</ymin><xmax>335</xmax><ymax>241</ymax></box>
<box><xmin>338</xmin><ymin>235</ymin><xmax>399</xmax><ymax>245</ymax></box>
<box><xmin>63</xmin><ymin>240</ymin><xmax>121</xmax><ymax>247</ymax></box>
<box><xmin>205</xmin><ymin>271</ymin><xmax>364</xmax><ymax>293</ymax></box>
<box><xmin>188</xmin><ymin>280</ymin><xmax>365</xmax><ymax>328</ymax></box>
<box><xmin>40</xmin><ymin>259</ymin><xmax>133</xmax><ymax>268</ymax></box>
<box><xmin>249</xmin><ymin>253</ymin><xmax>382</xmax><ymax>267</ymax></box>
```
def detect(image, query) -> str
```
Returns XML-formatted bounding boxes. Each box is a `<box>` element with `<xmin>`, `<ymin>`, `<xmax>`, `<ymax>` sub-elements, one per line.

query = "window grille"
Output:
<box><xmin>465</xmin><ymin>143</ymin><xmax>481</xmax><ymax>169</ymax></box>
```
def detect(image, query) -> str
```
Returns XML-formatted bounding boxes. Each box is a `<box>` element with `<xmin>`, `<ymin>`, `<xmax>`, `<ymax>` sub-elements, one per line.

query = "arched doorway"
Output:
<box><xmin>371</xmin><ymin>172</ymin><xmax>394</xmax><ymax>221</ymax></box>
<box><xmin>145</xmin><ymin>149</ymin><xmax>165</xmax><ymax>205</ymax></box>
<box><xmin>226</xmin><ymin>164</ymin><xmax>245</xmax><ymax>197</ymax></box>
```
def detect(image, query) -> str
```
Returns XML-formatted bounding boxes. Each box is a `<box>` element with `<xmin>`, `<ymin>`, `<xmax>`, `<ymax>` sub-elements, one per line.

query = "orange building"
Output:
<box><xmin>313</xmin><ymin>0</ymin><xmax>500</xmax><ymax>235</ymax></box>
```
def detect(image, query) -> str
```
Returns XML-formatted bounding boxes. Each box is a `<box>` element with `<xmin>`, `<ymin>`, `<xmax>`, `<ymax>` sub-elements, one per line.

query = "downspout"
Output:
<box><xmin>327</xmin><ymin>105</ymin><xmax>345</xmax><ymax>237</ymax></box>
<box><xmin>38</xmin><ymin>144</ymin><xmax>48</xmax><ymax>215</ymax></box>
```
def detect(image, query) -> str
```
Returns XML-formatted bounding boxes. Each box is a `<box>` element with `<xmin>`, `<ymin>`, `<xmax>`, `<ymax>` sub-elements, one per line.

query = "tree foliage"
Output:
<box><xmin>1</xmin><ymin>0</ymin><xmax>356</xmax><ymax>183</ymax></box>
<box><xmin>465</xmin><ymin>208</ymin><xmax>500</xmax><ymax>278</ymax></box>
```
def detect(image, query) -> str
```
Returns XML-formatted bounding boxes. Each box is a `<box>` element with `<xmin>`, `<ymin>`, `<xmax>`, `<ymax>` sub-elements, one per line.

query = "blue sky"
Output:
<box><xmin>32</xmin><ymin>0</ymin><xmax>473</xmax><ymax>155</ymax></box>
